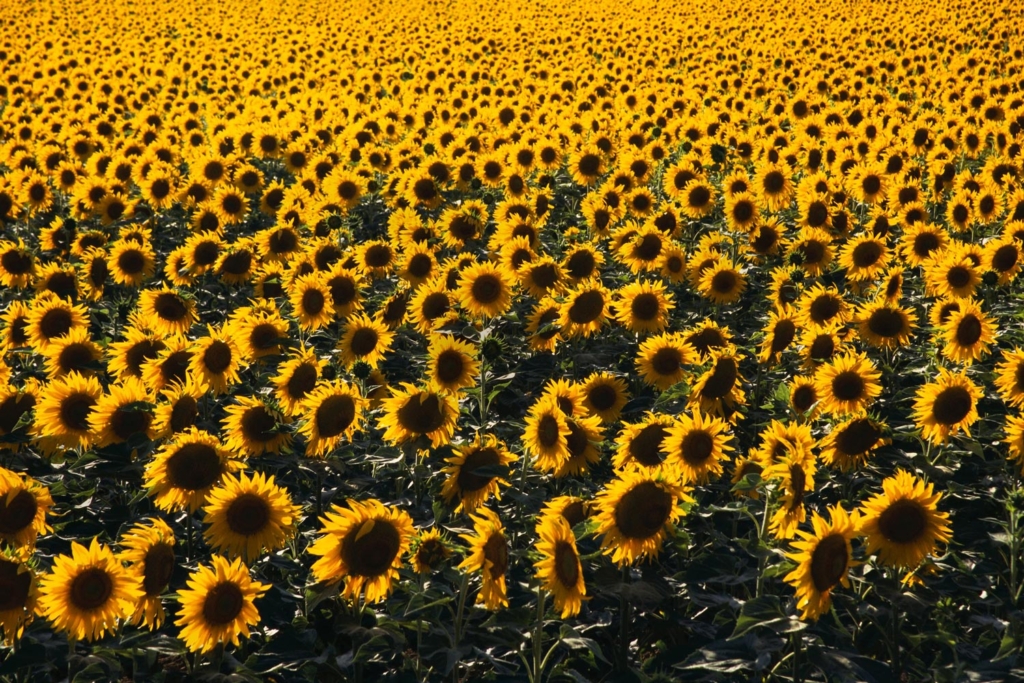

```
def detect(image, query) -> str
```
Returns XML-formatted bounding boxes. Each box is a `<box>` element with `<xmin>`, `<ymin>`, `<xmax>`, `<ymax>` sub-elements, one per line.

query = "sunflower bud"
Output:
<box><xmin>482</xmin><ymin>337</ymin><xmax>504</xmax><ymax>361</ymax></box>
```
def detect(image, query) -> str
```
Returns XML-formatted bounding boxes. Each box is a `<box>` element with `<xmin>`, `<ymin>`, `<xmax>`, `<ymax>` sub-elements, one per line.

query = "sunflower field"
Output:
<box><xmin>2</xmin><ymin>0</ymin><xmax>1024</xmax><ymax>680</ymax></box>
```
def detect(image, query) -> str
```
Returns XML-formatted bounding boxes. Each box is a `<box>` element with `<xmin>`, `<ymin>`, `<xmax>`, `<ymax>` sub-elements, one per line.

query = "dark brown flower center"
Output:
<box><xmin>286</xmin><ymin>363</ymin><xmax>318</xmax><ymax>400</ymax></box>
<box><xmin>397</xmin><ymin>393</ymin><xmax>445</xmax><ymax>435</ymax></box>
<box><xmin>435</xmin><ymin>349</ymin><xmax>466</xmax><ymax>385</ymax></box>
<box><xmin>483</xmin><ymin>532</ymin><xmax>508</xmax><ymax>579</ymax></box>
<box><xmin>0</xmin><ymin>489</ymin><xmax>37</xmax><ymax>535</ymax></box>
<box><xmin>301</xmin><ymin>288</ymin><xmax>326</xmax><ymax>316</ymax></box>
<box><xmin>154</xmin><ymin>293</ymin><xmax>189</xmax><ymax>322</ymax></box>
<box><xmin>349</xmin><ymin>327</ymin><xmax>379</xmax><ymax>357</ymax></box>
<box><xmin>226</xmin><ymin>492</ymin><xmax>271</xmax><ymax>536</ymax></box>
<box><xmin>456</xmin><ymin>447</ymin><xmax>502</xmax><ymax>492</ymax></box>
<box><xmin>877</xmin><ymin>499</ymin><xmax>928</xmax><ymax>544</ymax></box>
<box><xmin>241</xmin><ymin>405</ymin><xmax>277</xmax><ymax>442</ymax></box>
<box><xmin>630</xmin><ymin>292</ymin><xmax>660</xmax><ymax>322</ymax></box>
<box><xmin>868</xmin><ymin>307</ymin><xmax>906</xmax><ymax>338</ymax></box>
<box><xmin>170</xmin><ymin>396</ymin><xmax>198</xmax><ymax>433</ymax></box>
<box><xmin>651</xmin><ymin>347</ymin><xmax>683</xmax><ymax>377</ymax></box>
<box><xmin>700</xmin><ymin>357</ymin><xmax>738</xmax><ymax>399</ymax></box>
<box><xmin>70</xmin><ymin>567</ymin><xmax>114</xmax><ymax>611</ymax></box>
<box><xmin>315</xmin><ymin>394</ymin><xmax>356</xmax><ymax>438</ymax></box>
<box><xmin>831</xmin><ymin>370</ymin><xmax>865</xmax><ymax>402</ymax></box>
<box><xmin>587</xmin><ymin>383</ymin><xmax>618</xmax><ymax>412</ymax></box>
<box><xmin>39</xmin><ymin>308</ymin><xmax>73</xmax><ymax>340</ymax></box>
<box><xmin>202</xmin><ymin>581</ymin><xmax>245</xmax><ymax>625</ymax></box>
<box><xmin>203</xmin><ymin>340</ymin><xmax>233</xmax><ymax>375</ymax></box>
<box><xmin>537</xmin><ymin>413</ymin><xmax>562</xmax><ymax>448</ymax></box>
<box><xmin>166</xmin><ymin>442</ymin><xmax>222</xmax><ymax>491</ymax></box>
<box><xmin>569</xmin><ymin>290</ymin><xmax>604</xmax><ymax>325</ymax></box>
<box><xmin>0</xmin><ymin>559</ymin><xmax>32</xmax><ymax>611</ymax></box>
<box><xmin>681</xmin><ymin>429</ymin><xmax>715</xmax><ymax>465</ymax></box>
<box><xmin>60</xmin><ymin>392</ymin><xmax>96</xmax><ymax>431</ymax></box>
<box><xmin>810</xmin><ymin>534</ymin><xmax>849</xmax><ymax>592</ymax></box>
<box><xmin>470</xmin><ymin>274</ymin><xmax>503</xmax><ymax>305</ymax></box>
<box><xmin>142</xmin><ymin>542</ymin><xmax>175</xmax><ymax>596</ymax></box>
<box><xmin>955</xmin><ymin>315</ymin><xmax>983</xmax><ymax>346</ymax></box>
<box><xmin>343</xmin><ymin>519</ymin><xmax>401</xmax><ymax>577</ymax></box>
<box><xmin>932</xmin><ymin>386</ymin><xmax>972</xmax><ymax>425</ymax></box>
<box><xmin>553</xmin><ymin>541</ymin><xmax>580</xmax><ymax>587</ymax></box>
<box><xmin>614</xmin><ymin>482</ymin><xmax>672</xmax><ymax>539</ymax></box>
<box><xmin>835</xmin><ymin>418</ymin><xmax>881</xmax><ymax>456</ymax></box>
<box><xmin>809</xmin><ymin>295</ymin><xmax>841</xmax><ymax>325</ymax></box>
<box><xmin>111</xmin><ymin>406</ymin><xmax>152</xmax><ymax>441</ymax></box>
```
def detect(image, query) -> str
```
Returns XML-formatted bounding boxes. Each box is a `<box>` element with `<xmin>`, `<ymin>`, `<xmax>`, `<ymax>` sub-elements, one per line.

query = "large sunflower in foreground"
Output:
<box><xmin>813</xmin><ymin>351</ymin><xmax>881</xmax><ymax>417</ymax></box>
<box><xmin>144</xmin><ymin>427</ymin><xmax>243</xmax><ymax>512</ymax></box>
<box><xmin>534</xmin><ymin>515</ymin><xmax>586</xmax><ymax>618</ymax></box>
<box><xmin>175</xmin><ymin>555</ymin><xmax>269</xmax><ymax>654</ymax></box>
<box><xmin>594</xmin><ymin>467</ymin><xmax>692</xmax><ymax>566</ymax></box>
<box><xmin>38</xmin><ymin>538</ymin><xmax>142</xmax><ymax>642</ymax></box>
<box><xmin>784</xmin><ymin>504</ymin><xmax>859</xmax><ymax>621</ymax></box>
<box><xmin>440</xmin><ymin>434</ymin><xmax>517</xmax><ymax>513</ymax></box>
<box><xmin>378</xmin><ymin>383</ymin><xmax>458</xmax><ymax>448</ymax></box>
<box><xmin>203</xmin><ymin>471</ymin><xmax>300</xmax><ymax>561</ymax></box>
<box><xmin>0</xmin><ymin>555</ymin><xmax>38</xmax><ymax>644</ymax></box>
<box><xmin>857</xmin><ymin>470</ymin><xmax>952</xmax><ymax>568</ymax></box>
<box><xmin>309</xmin><ymin>498</ymin><xmax>415</xmax><ymax>603</ymax></box>
<box><xmin>911</xmin><ymin>367</ymin><xmax>982</xmax><ymax>444</ymax></box>
<box><xmin>458</xmin><ymin>507</ymin><xmax>509</xmax><ymax>610</ymax></box>
<box><xmin>117</xmin><ymin>518</ymin><xmax>177</xmax><ymax>629</ymax></box>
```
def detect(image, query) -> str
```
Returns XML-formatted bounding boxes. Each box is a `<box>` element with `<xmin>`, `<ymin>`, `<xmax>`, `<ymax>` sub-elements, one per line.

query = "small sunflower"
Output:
<box><xmin>941</xmin><ymin>300</ymin><xmax>996</xmax><ymax>365</ymax></box>
<box><xmin>819</xmin><ymin>417</ymin><xmax>890</xmax><ymax>471</ymax></box>
<box><xmin>458</xmin><ymin>507</ymin><xmax>510</xmax><ymax>610</ymax></box>
<box><xmin>189</xmin><ymin>326</ymin><xmax>245</xmax><ymax>395</ymax></box>
<box><xmin>613</xmin><ymin>280</ymin><xmax>674</xmax><ymax>334</ymax></box>
<box><xmin>911</xmin><ymin>367</ymin><xmax>982</xmax><ymax>444</ymax></box>
<box><xmin>697</xmin><ymin>259</ymin><xmax>746</xmax><ymax>304</ymax></box>
<box><xmin>378</xmin><ymin>383</ymin><xmax>458</xmax><ymax>449</ymax></box>
<box><xmin>38</xmin><ymin>538</ymin><xmax>142</xmax><ymax>642</ymax></box>
<box><xmin>309</xmin><ymin>498</ymin><xmax>415</xmax><ymax>603</ymax></box>
<box><xmin>855</xmin><ymin>299</ymin><xmax>917</xmax><ymax>349</ymax></box>
<box><xmin>87</xmin><ymin>377</ymin><xmax>155</xmax><ymax>447</ymax></box>
<box><xmin>203</xmin><ymin>472</ymin><xmax>300</xmax><ymax>561</ymax></box>
<box><xmin>339</xmin><ymin>313</ymin><xmax>394</xmax><ymax>369</ymax></box>
<box><xmin>613</xmin><ymin>413</ymin><xmax>675</xmax><ymax>471</ymax></box>
<box><xmin>858</xmin><ymin>470</ymin><xmax>952</xmax><ymax>568</ymax></box>
<box><xmin>636</xmin><ymin>333</ymin><xmax>698</xmax><ymax>391</ymax></box>
<box><xmin>440</xmin><ymin>434</ymin><xmax>517</xmax><ymax>512</ymax></box>
<box><xmin>175</xmin><ymin>555</ymin><xmax>268</xmax><ymax>653</ymax></box>
<box><xmin>411</xmin><ymin>528</ymin><xmax>453</xmax><ymax>574</ymax></box>
<box><xmin>0</xmin><ymin>468</ymin><xmax>54</xmax><ymax>548</ymax></box>
<box><xmin>144</xmin><ymin>427</ymin><xmax>243</xmax><ymax>512</ymax></box>
<box><xmin>221</xmin><ymin>396</ymin><xmax>290</xmax><ymax>457</ymax></box>
<box><xmin>298</xmin><ymin>380</ymin><xmax>365</xmax><ymax>458</ymax></box>
<box><xmin>458</xmin><ymin>262</ymin><xmax>514</xmax><ymax>319</ymax></box>
<box><xmin>994</xmin><ymin>348</ymin><xmax>1024</xmax><ymax>408</ymax></box>
<box><xmin>289</xmin><ymin>273</ymin><xmax>334</xmax><ymax>331</ymax></box>
<box><xmin>33</xmin><ymin>372</ymin><xmax>103</xmax><ymax>450</ymax></box>
<box><xmin>426</xmin><ymin>334</ymin><xmax>479</xmax><ymax>394</ymax></box>
<box><xmin>580</xmin><ymin>372</ymin><xmax>629</xmax><ymax>424</ymax></box>
<box><xmin>766</xmin><ymin>449</ymin><xmax>817</xmax><ymax>540</ymax></box>
<box><xmin>661</xmin><ymin>409</ymin><xmax>734</xmax><ymax>484</ymax></box>
<box><xmin>271</xmin><ymin>347</ymin><xmax>325</xmax><ymax>417</ymax></box>
<box><xmin>136</xmin><ymin>288</ymin><xmax>197</xmax><ymax>337</ymax></box>
<box><xmin>523</xmin><ymin>396</ymin><xmax>572</xmax><ymax>472</ymax></box>
<box><xmin>151</xmin><ymin>377</ymin><xmax>205</xmax><ymax>438</ymax></box>
<box><xmin>813</xmin><ymin>351</ymin><xmax>882</xmax><ymax>417</ymax></box>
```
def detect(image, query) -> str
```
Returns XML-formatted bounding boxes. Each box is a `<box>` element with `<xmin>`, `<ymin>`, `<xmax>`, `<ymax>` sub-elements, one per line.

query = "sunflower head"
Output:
<box><xmin>858</xmin><ymin>470</ymin><xmax>952</xmax><ymax>569</ymax></box>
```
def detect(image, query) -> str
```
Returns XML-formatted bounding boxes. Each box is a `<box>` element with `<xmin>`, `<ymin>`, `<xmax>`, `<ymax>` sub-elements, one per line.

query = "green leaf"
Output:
<box><xmin>729</xmin><ymin>595</ymin><xmax>806</xmax><ymax>639</ymax></box>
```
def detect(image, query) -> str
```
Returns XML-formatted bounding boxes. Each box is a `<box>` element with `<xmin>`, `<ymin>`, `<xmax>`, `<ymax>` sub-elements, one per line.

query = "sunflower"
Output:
<box><xmin>820</xmin><ymin>417</ymin><xmax>890</xmax><ymax>471</ymax></box>
<box><xmin>175</xmin><ymin>555</ymin><xmax>268</xmax><ymax>653</ymax></box>
<box><xmin>839</xmin><ymin>234</ymin><xmax>888</xmax><ymax>282</ymax></box>
<box><xmin>106</xmin><ymin>327</ymin><xmax>166</xmax><ymax>381</ymax></box>
<box><xmin>858</xmin><ymin>470</ymin><xmax>952</xmax><ymax>568</ymax></box>
<box><xmin>554</xmin><ymin>411</ymin><xmax>604</xmax><ymax>478</ymax></box>
<box><xmin>924</xmin><ymin>250</ymin><xmax>981</xmax><ymax>299</ymax></box>
<box><xmin>911</xmin><ymin>367</ymin><xmax>982</xmax><ymax>444</ymax></box>
<box><xmin>309</xmin><ymin>498</ymin><xmax>415</xmax><ymax>603</ymax></box>
<box><xmin>42</xmin><ymin>326</ymin><xmax>103</xmax><ymax>379</ymax></box>
<box><xmin>994</xmin><ymin>348</ymin><xmax>1024</xmax><ymax>408</ymax></box>
<box><xmin>613</xmin><ymin>413</ymin><xmax>675</xmax><ymax>471</ymax></box>
<box><xmin>518</xmin><ymin>257</ymin><xmax>565</xmax><ymax>299</ymax></box>
<box><xmin>458</xmin><ymin>507</ymin><xmax>509</xmax><ymax>610</ymax></box>
<box><xmin>378</xmin><ymin>383</ymin><xmax>458</xmax><ymax>449</ymax></box>
<box><xmin>758</xmin><ymin>305</ymin><xmax>797</xmax><ymax>364</ymax></box>
<box><xmin>151</xmin><ymin>377</ymin><xmax>204</xmax><ymax>439</ymax></box>
<box><xmin>534</xmin><ymin>515</ymin><xmax>586</xmax><ymax>618</ymax></box>
<box><xmin>323</xmin><ymin>265</ymin><xmax>364</xmax><ymax>318</ymax></box>
<box><xmin>26</xmin><ymin>295</ymin><xmax>89</xmax><ymax>349</ymax></box>
<box><xmin>813</xmin><ymin>352</ymin><xmax>881</xmax><ymax>417</ymax></box>
<box><xmin>0</xmin><ymin>240</ymin><xmax>35</xmax><ymax>288</ymax></box>
<box><xmin>136</xmin><ymin>288</ymin><xmax>197</xmax><ymax>337</ymax></box>
<box><xmin>189</xmin><ymin>326</ymin><xmax>245</xmax><ymax>395</ymax></box>
<box><xmin>298</xmin><ymin>380</ymin><xmax>365</xmax><ymax>457</ymax></box>
<box><xmin>411</xmin><ymin>528</ymin><xmax>453</xmax><ymax>574</ymax></box>
<box><xmin>2</xmin><ymin>300</ymin><xmax>32</xmax><ymax>350</ymax></box>
<box><xmin>272</xmin><ymin>347</ymin><xmax>325</xmax><ymax>417</ymax></box>
<box><xmin>0</xmin><ymin>555</ymin><xmax>38</xmax><ymax>644</ymax></box>
<box><xmin>797</xmin><ymin>284</ymin><xmax>850</xmax><ymax>329</ymax></box>
<box><xmin>0</xmin><ymin>469</ymin><xmax>54</xmax><ymax>548</ymax></box>
<box><xmin>289</xmin><ymin>273</ymin><xmax>334</xmax><ymax>331</ymax></box>
<box><xmin>568</xmin><ymin>148</ymin><xmax>606</xmax><ymax>186</ymax></box>
<box><xmin>231</xmin><ymin>308</ymin><xmax>290</xmax><ymax>362</ymax></box>
<box><xmin>900</xmin><ymin>223</ymin><xmax>948</xmax><ymax>268</ymax></box>
<box><xmin>426</xmin><ymin>334</ymin><xmax>479</xmax><ymax>394</ymax></box>
<box><xmin>339</xmin><ymin>313</ymin><xmax>394</xmax><ymax>369</ymax></box>
<box><xmin>144</xmin><ymin>428</ymin><xmax>242</xmax><ymax>512</ymax></box>
<box><xmin>108</xmin><ymin>239</ymin><xmax>156</xmax><ymax>287</ymax></box>
<box><xmin>766</xmin><ymin>449</ymin><xmax>817</xmax><ymax>540</ymax></box>
<box><xmin>683</xmin><ymin>320</ymin><xmax>734</xmax><ymax>360</ymax></box>
<box><xmin>697</xmin><ymin>259</ymin><xmax>746</xmax><ymax>305</ymax></box>
<box><xmin>784</xmin><ymin>504</ymin><xmax>859</xmax><ymax>621</ymax></box>
<box><xmin>750</xmin><ymin>420</ymin><xmax>815</xmax><ymax>469</ymax></box>
<box><xmin>38</xmin><ymin>538</ymin><xmax>142</xmax><ymax>642</ymax></box>
<box><xmin>636</xmin><ymin>333</ymin><xmax>697</xmax><ymax>391</ymax></box>
<box><xmin>613</xmin><ymin>280</ymin><xmax>673</xmax><ymax>334</ymax></box>
<box><xmin>580</xmin><ymin>372</ymin><xmax>629</xmax><ymax>424</ymax></box>
<box><xmin>33</xmin><ymin>372</ymin><xmax>103</xmax><ymax>450</ymax></box>
<box><xmin>203</xmin><ymin>471</ymin><xmax>300</xmax><ymax>561</ymax></box>
<box><xmin>941</xmin><ymin>300</ymin><xmax>996</xmax><ymax>365</ymax></box>
<box><xmin>689</xmin><ymin>348</ymin><xmax>746</xmax><ymax>421</ymax></box>
<box><xmin>87</xmin><ymin>377</ymin><xmax>155</xmax><ymax>447</ymax></box>
<box><xmin>523</xmin><ymin>396</ymin><xmax>572</xmax><ymax>472</ymax></box>
<box><xmin>457</xmin><ymin>261</ymin><xmax>514</xmax><ymax>319</ymax></box>
<box><xmin>679</xmin><ymin>179</ymin><xmax>716</xmax><ymax>219</ymax></box>
<box><xmin>0</xmin><ymin>383</ymin><xmax>38</xmax><ymax>445</ymax></box>
<box><xmin>594</xmin><ymin>467</ymin><xmax>691</xmax><ymax>566</ymax></box>
<box><xmin>117</xmin><ymin>518</ymin><xmax>176</xmax><ymax>629</ymax></box>
<box><xmin>440</xmin><ymin>434</ymin><xmax>517</xmax><ymax>512</ymax></box>
<box><xmin>855</xmin><ymin>299</ymin><xmax>917</xmax><ymax>349</ymax></box>
<box><xmin>725</xmin><ymin>191</ymin><xmax>759</xmax><ymax>231</ymax></box>
<box><xmin>985</xmin><ymin>236</ymin><xmax>1022</xmax><ymax>286</ymax></box>
<box><xmin>661</xmin><ymin>409</ymin><xmax>734</xmax><ymax>484</ymax></box>
<box><xmin>221</xmin><ymin>396</ymin><xmax>290</xmax><ymax>457</ymax></box>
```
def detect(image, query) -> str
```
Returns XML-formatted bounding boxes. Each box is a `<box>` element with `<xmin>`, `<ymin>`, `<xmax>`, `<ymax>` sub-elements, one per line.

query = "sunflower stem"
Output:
<box><xmin>792</xmin><ymin>630</ymin><xmax>802</xmax><ymax>683</ymax></box>
<box><xmin>755</xmin><ymin>488</ymin><xmax>774</xmax><ymax>598</ymax></box>
<box><xmin>890</xmin><ymin>572</ymin><xmax>902</xmax><ymax>680</ymax></box>
<box><xmin>619</xmin><ymin>566</ymin><xmax>630</xmax><ymax>671</ymax></box>
<box><xmin>452</xmin><ymin>571</ymin><xmax>470</xmax><ymax>683</ymax></box>
<box><xmin>185</xmin><ymin>511</ymin><xmax>194</xmax><ymax>562</ymax></box>
<box><xmin>1009</xmin><ymin>489</ymin><xmax>1020</xmax><ymax>607</ymax></box>
<box><xmin>532</xmin><ymin>585</ymin><xmax>547</xmax><ymax>683</ymax></box>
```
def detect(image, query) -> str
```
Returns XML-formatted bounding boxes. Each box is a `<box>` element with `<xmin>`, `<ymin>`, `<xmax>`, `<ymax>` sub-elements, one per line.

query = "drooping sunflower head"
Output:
<box><xmin>457</xmin><ymin>507</ymin><xmax>510</xmax><ymax>610</ymax></box>
<box><xmin>221</xmin><ymin>395</ymin><xmax>290</xmax><ymax>457</ymax></box>
<box><xmin>410</xmin><ymin>528</ymin><xmax>453</xmax><ymax>575</ymax></box>
<box><xmin>613</xmin><ymin>413</ymin><xmax>675</xmax><ymax>471</ymax></box>
<box><xmin>820</xmin><ymin>417</ymin><xmax>890</xmax><ymax>471</ymax></box>
<box><xmin>534</xmin><ymin>515</ymin><xmax>587</xmax><ymax>618</ymax></box>
<box><xmin>440</xmin><ymin>434</ymin><xmax>517</xmax><ymax>513</ymax></box>
<box><xmin>858</xmin><ymin>470</ymin><xmax>952</xmax><ymax>569</ymax></box>
<box><xmin>117</xmin><ymin>518</ymin><xmax>176</xmax><ymax>629</ymax></box>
